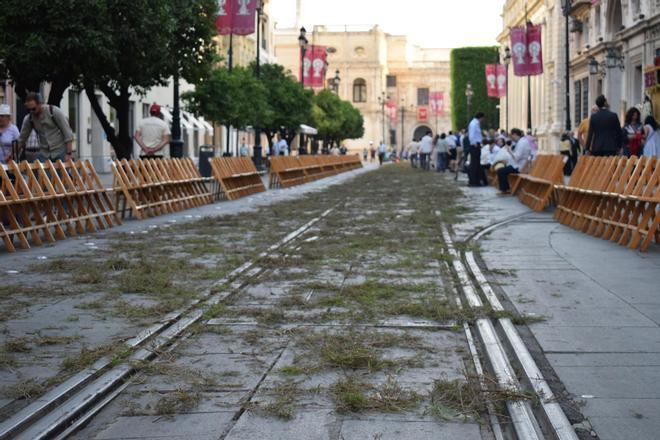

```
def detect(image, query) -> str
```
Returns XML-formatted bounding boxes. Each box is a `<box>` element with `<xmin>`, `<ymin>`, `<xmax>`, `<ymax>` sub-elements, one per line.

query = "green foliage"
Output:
<box><xmin>450</xmin><ymin>47</ymin><xmax>500</xmax><ymax>131</ymax></box>
<box><xmin>183</xmin><ymin>66</ymin><xmax>269</xmax><ymax>131</ymax></box>
<box><xmin>312</xmin><ymin>90</ymin><xmax>364</xmax><ymax>147</ymax></box>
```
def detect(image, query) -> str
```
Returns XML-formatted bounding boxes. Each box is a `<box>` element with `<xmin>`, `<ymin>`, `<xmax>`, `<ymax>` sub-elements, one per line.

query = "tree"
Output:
<box><xmin>254</xmin><ymin>63</ymin><xmax>313</xmax><ymax>149</ymax></box>
<box><xmin>450</xmin><ymin>47</ymin><xmax>500</xmax><ymax>131</ymax></box>
<box><xmin>312</xmin><ymin>90</ymin><xmax>364</xmax><ymax>148</ymax></box>
<box><xmin>0</xmin><ymin>0</ymin><xmax>113</xmax><ymax>104</ymax></box>
<box><xmin>183</xmin><ymin>66</ymin><xmax>269</xmax><ymax>132</ymax></box>
<box><xmin>0</xmin><ymin>0</ymin><xmax>218</xmax><ymax>159</ymax></box>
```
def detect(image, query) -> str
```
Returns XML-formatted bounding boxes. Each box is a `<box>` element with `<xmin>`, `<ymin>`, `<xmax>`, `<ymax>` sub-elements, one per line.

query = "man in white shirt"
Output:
<box><xmin>377</xmin><ymin>141</ymin><xmax>387</xmax><ymax>165</ymax></box>
<box><xmin>135</xmin><ymin>103</ymin><xmax>171</xmax><ymax>158</ymax></box>
<box><xmin>275</xmin><ymin>134</ymin><xmax>288</xmax><ymax>156</ymax></box>
<box><xmin>496</xmin><ymin>128</ymin><xmax>532</xmax><ymax>193</ymax></box>
<box><xmin>467</xmin><ymin>112</ymin><xmax>485</xmax><ymax>186</ymax></box>
<box><xmin>419</xmin><ymin>131</ymin><xmax>433</xmax><ymax>171</ymax></box>
<box><xmin>408</xmin><ymin>138</ymin><xmax>420</xmax><ymax>168</ymax></box>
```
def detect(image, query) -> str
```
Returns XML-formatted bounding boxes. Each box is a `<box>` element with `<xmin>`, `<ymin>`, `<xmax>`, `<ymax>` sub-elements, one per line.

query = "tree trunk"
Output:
<box><xmin>85</xmin><ymin>83</ymin><xmax>134</xmax><ymax>160</ymax></box>
<box><xmin>115</xmin><ymin>86</ymin><xmax>133</xmax><ymax>159</ymax></box>
<box><xmin>47</xmin><ymin>75</ymin><xmax>70</xmax><ymax>106</ymax></box>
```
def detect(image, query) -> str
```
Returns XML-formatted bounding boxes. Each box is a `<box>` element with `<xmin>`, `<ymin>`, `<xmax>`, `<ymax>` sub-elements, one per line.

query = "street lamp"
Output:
<box><xmin>332</xmin><ymin>70</ymin><xmax>340</xmax><ymax>94</ymax></box>
<box><xmin>377</xmin><ymin>92</ymin><xmax>389</xmax><ymax>147</ymax></box>
<box><xmin>503</xmin><ymin>47</ymin><xmax>511</xmax><ymax>133</ymax></box>
<box><xmin>465</xmin><ymin>82</ymin><xmax>474</xmax><ymax>127</ymax></box>
<box><xmin>298</xmin><ymin>27</ymin><xmax>308</xmax><ymax>86</ymax></box>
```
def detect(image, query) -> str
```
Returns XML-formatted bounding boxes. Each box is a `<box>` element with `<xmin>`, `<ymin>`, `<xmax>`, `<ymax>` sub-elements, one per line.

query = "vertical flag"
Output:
<box><xmin>216</xmin><ymin>0</ymin><xmax>257</xmax><ymax>36</ymax></box>
<box><xmin>303</xmin><ymin>46</ymin><xmax>328</xmax><ymax>88</ymax></box>
<box><xmin>497</xmin><ymin>64</ymin><xmax>508</xmax><ymax>97</ymax></box>
<box><xmin>485</xmin><ymin>65</ymin><xmax>499</xmax><ymax>97</ymax></box>
<box><xmin>387</xmin><ymin>101</ymin><xmax>398</xmax><ymax>124</ymax></box>
<box><xmin>510</xmin><ymin>23</ymin><xmax>543</xmax><ymax>76</ymax></box>
<box><xmin>430</xmin><ymin>92</ymin><xmax>444</xmax><ymax>116</ymax></box>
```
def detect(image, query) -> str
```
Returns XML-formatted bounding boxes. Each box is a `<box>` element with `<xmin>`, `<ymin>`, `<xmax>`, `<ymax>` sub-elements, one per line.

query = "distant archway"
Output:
<box><xmin>606</xmin><ymin>0</ymin><xmax>622</xmax><ymax>36</ymax></box>
<box><xmin>413</xmin><ymin>125</ymin><xmax>432</xmax><ymax>142</ymax></box>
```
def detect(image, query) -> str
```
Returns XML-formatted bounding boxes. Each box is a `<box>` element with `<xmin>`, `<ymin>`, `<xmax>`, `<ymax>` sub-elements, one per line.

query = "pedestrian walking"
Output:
<box><xmin>435</xmin><ymin>133</ymin><xmax>449</xmax><ymax>172</ymax></box>
<box><xmin>275</xmin><ymin>134</ymin><xmax>289</xmax><ymax>156</ymax></box>
<box><xmin>468</xmin><ymin>112</ymin><xmax>485</xmax><ymax>186</ymax></box>
<box><xmin>585</xmin><ymin>95</ymin><xmax>623</xmax><ymax>157</ymax></box>
<box><xmin>496</xmin><ymin>128</ymin><xmax>532</xmax><ymax>194</ymax></box>
<box><xmin>577</xmin><ymin>105</ymin><xmax>598</xmax><ymax>153</ymax></box>
<box><xmin>0</xmin><ymin>104</ymin><xmax>20</xmax><ymax>164</ymax></box>
<box><xmin>239</xmin><ymin>137</ymin><xmax>249</xmax><ymax>157</ymax></box>
<box><xmin>377</xmin><ymin>141</ymin><xmax>387</xmax><ymax>166</ymax></box>
<box><xmin>369</xmin><ymin>142</ymin><xmax>376</xmax><ymax>162</ymax></box>
<box><xmin>362</xmin><ymin>147</ymin><xmax>368</xmax><ymax>161</ymax></box>
<box><xmin>17</xmin><ymin>92</ymin><xmax>74</xmax><ymax>162</ymax></box>
<box><xmin>623</xmin><ymin>107</ymin><xmax>644</xmax><ymax>157</ymax></box>
<box><xmin>135</xmin><ymin>103</ymin><xmax>171</xmax><ymax>158</ymax></box>
<box><xmin>419</xmin><ymin>131</ymin><xmax>433</xmax><ymax>171</ymax></box>
<box><xmin>408</xmin><ymin>138</ymin><xmax>419</xmax><ymax>168</ymax></box>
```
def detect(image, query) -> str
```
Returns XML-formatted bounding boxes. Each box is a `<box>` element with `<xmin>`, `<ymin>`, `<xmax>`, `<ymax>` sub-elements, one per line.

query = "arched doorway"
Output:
<box><xmin>606</xmin><ymin>0</ymin><xmax>622</xmax><ymax>37</ymax></box>
<box><xmin>413</xmin><ymin>125</ymin><xmax>432</xmax><ymax>141</ymax></box>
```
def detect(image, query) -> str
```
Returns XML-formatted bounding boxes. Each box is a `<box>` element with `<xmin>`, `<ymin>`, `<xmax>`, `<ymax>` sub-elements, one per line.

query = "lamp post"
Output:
<box><xmin>298</xmin><ymin>27</ymin><xmax>308</xmax><ymax>86</ymax></box>
<box><xmin>378</xmin><ymin>92</ymin><xmax>388</xmax><ymax>146</ymax></box>
<box><xmin>170</xmin><ymin>71</ymin><xmax>184</xmax><ymax>158</ymax></box>
<box><xmin>563</xmin><ymin>0</ymin><xmax>572</xmax><ymax>132</ymax></box>
<box><xmin>503</xmin><ymin>47</ymin><xmax>511</xmax><ymax>133</ymax></box>
<box><xmin>332</xmin><ymin>70</ymin><xmax>340</xmax><ymax>94</ymax></box>
<box><xmin>465</xmin><ymin>82</ymin><xmax>474</xmax><ymax>127</ymax></box>
<box><xmin>253</xmin><ymin>0</ymin><xmax>263</xmax><ymax>170</ymax></box>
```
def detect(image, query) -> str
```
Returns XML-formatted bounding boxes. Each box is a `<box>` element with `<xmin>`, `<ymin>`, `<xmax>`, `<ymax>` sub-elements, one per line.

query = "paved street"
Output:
<box><xmin>1</xmin><ymin>164</ymin><xmax>658</xmax><ymax>439</ymax></box>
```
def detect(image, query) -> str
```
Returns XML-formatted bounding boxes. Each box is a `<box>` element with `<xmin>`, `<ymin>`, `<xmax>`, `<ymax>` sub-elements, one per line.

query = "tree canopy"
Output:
<box><xmin>312</xmin><ymin>90</ymin><xmax>364</xmax><ymax>147</ymax></box>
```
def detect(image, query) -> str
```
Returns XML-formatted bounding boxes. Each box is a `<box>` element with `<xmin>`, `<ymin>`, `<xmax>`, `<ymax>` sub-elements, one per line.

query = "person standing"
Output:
<box><xmin>17</xmin><ymin>92</ymin><xmax>74</xmax><ymax>162</ymax></box>
<box><xmin>643</xmin><ymin>115</ymin><xmax>660</xmax><ymax>157</ymax></box>
<box><xmin>0</xmin><ymin>105</ymin><xmax>20</xmax><ymax>164</ymax></box>
<box><xmin>377</xmin><ymin>141</ymin><xmax>387</xmax><ymax>165</ymax></box>
<box><xmin>362</xmin><ymin>147</ymin><xmax>368</xmax><ymax>162</ymax></box>
<box><xmin>408</xmin><ymin>137</ymin><xmax>419</xmax><ymax>168</ymax></box>
<box><xmin>419</xmin><ymin>131</ymin><xmax>433</xmax><ymax>171</ymax></box>
<box><xmin>435</xmin><ymin>133</ymin><xmax>449</xmax><ymax>172</ymax></box>
<box><xmin>239</xmin><ymin>137</ymin><xmax>249</xmax><ymax>157</ymax></box>
<box><xmin>496</xmin><ymin>128</ymin><xmax>532</xmax><ymax>194</ymax></box>
<box><xmin>369</xmin><ymin>141</ymin><xmax>376</xmax><ymax>162</ymax></box>
<box><xmin>275</xmin><ymin>134</ymin><xmax>289</xmax><ymax>156</ymax></box>
<box><xmin>468</xmin><ymin>112</ymin><xmax>485</xmax><ymax>186</ymax></box>
<box><xmin>577</xmin><ymin>105</ymin><xmax>598</xmax><ymax>153</ymax></box>
<box><xmin>585</xmin><ymin>95</ymin><xmax>623</xmax><ymax>156</ymax></box>
<box><xmin>135</xmin><ymin>103</ymin><xmax>171</xmax><ymax>158</ymax></box>
<box><xmin>623</xmin><ymin>107</ymin><xmax>644</xmax><ymax>157</ymax></box>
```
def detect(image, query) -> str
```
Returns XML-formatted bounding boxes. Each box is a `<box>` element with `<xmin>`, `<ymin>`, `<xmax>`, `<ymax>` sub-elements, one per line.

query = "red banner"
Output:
<box><xmin>486</xmin><ymin>65</ymin><xmax>498</xmax><ymax>97</ymax></box>
<box><xmin>303</xmin><ymin>46</ymin><xmax>327</xmax><ymax>88</ymax></box>
<box><xmin>417</xmin><ymin>107</ymin><xmax>428</xmax><ymax>122</ymax></box>
<box><xmin>510</xmin><ymin>24</ymin><xmax>543</xmax><ymax>77</ymax></box>
<box><xmin>386</xmin><ymin>101</ymin><xmax>398</xmax><ymax>124</ymax></box>
<box><xmin>430</xmin><ymin>92</ymin><xmax>444</xmax><ymax>116</ymax></box>
<box><xmin>497</xmin><ymin>64</ymin><xmax>508</xmax><ymax>97</ymax></box>
<box><xmin>216</xmin><ymin>0</ymin><xmax>257</xmax><ymax>36</ymax></box>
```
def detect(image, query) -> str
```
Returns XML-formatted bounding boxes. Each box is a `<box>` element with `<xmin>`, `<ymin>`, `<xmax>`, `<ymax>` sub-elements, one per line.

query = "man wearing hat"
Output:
<box><xmin>0</xmin><ymin>104</ymin><xmax>21</xmax><ymax>164</ymax></box>
<box><xmin>135</xmin><ymin>103</ymin><xmax>171</xmax><ymax>158</ymax></box>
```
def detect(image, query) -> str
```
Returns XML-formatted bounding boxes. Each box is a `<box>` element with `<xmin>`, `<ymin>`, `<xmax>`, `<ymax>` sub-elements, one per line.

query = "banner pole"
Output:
<box><xmin>525</xmin><ymin>3</ymin><xmax>532</xmax><ymax>133</ymax></box>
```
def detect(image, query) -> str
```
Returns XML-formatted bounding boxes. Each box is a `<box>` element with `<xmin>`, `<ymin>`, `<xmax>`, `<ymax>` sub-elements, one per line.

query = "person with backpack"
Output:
<box><xmin>17</xmin><ymin>92</ymin><xmax>74</xmax><ymax>162</ymax></box>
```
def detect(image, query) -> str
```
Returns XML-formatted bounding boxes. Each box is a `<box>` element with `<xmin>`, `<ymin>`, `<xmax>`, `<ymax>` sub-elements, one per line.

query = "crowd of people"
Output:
<box><xmin>395</xmin><ymin>93</ymin><xmax>659</xmax><ymax>194</ymax></box>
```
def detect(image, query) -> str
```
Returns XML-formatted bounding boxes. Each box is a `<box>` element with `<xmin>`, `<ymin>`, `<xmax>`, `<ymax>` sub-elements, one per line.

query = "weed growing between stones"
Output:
<box><xmin>331</xmin><ymin>376</ymin><xmax>420</xmax><ymax>414</ymax></box>
<box><xmin>154</xmin><ymin>388</ymin><xmax>201</xmax><ymax>417</ymax></box>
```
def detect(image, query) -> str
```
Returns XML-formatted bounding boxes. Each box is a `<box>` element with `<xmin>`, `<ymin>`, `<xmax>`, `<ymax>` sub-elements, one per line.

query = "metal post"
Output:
<box><xmin>400</xmin><ymin>105</ymin><xmax>405</xmax><ymax>152</ymax></box>
<box><xmin>170</xmin><ymin>71</ymin><xmax>184</xmax><ymax>158</ymax></box>
<box><xmin>226</xmin><ymin>32</ymin><xmax>234</xmax><ymax>155</ymax></box>
<box><xmin>525</xmin><ymin>5</ymin><xmax>532</xmax><ymax>133</ymax></box>
<box><xmin>506</xmin><ymin>66</ymin><xmax>509</xmax><ymax>132</ymax></box>
<box><xmin>564</xmin><ymin>1</ymin><xmax>572</xmax><ymax>132</ymax></box>
<box><xmin>381</xmin><ymin>98</ymin><xmax>386</xmax><ymax>145</ymax></box>
<box><xmin>253</xmin><ymin>2</ymin><xmax>263</xmax><ymax>169</ymax></box>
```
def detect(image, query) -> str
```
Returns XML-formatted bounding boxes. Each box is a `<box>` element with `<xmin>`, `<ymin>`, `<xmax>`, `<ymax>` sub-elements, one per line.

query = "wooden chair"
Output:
<box><xmin>210</xmin><ymin>157</ymin><xmax>266</xmax><ymax>200</ymax></box>
<box><xmin>514</xmin><ymin>155</ymin><xmax>566</xmax><ymax>212</ymax></box>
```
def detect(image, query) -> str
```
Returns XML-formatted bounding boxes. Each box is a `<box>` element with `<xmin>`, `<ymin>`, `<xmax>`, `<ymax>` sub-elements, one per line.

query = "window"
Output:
<box><xmin>387</xmin><ymin>75</ymin><xmax>397</xmax><ymax>87</ymax></box>
<box><xmin>353</xmin><ymin>78</ymin><xmax>367</xmax><ymax>103</ymax></box>
<box><xmin>581</xmin><ymin>78</ymin><xmax>589</xmax><ymax>120</ymax></box>
<box><xmin>632</xmin><ymin>0</ymin><xmax>641</xmax><ymax>15</ymax></box>
<box><xmin>574</xmin><ymin>80</ymin><xmax>582</xmax><ymax>125</ymax></box>
<box><xmin>594</xmin><ymin>5</ymin><xmax>601</xmax><ymax>36</ymax></box>
<box><xmin>142</xmin><ymin>103</ymin><xmax>150</xmax><ymax>119</ymax></box>
<box><xmin>417</xmin><ymin>88</ymin><xmax>429</xmax><ymax>106</ymax></box>
<box><xmin>261</xmin><ymin>17</ymin><xmax>268</xmax><ymax>51</ymax></box>
<box><xmin>633</xmin><ymin>65</ymin><xmax>643</xmax><ymax>105</ymax></box>
<box><xmin>68</xmin><ymin>90</ymin><xmax>79</xmax><ymax>135</ymax></box>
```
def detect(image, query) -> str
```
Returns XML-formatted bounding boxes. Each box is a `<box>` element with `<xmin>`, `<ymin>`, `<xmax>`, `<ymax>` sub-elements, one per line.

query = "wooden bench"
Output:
<box><xmin>210</xmin><ymin>157</ymin><xmax>266</xmax><ymax>200</ymax></box>
<box><xmin>554</xmin><ymin>156</ymin><xmax>659</xmax><ymax>252</ymax></box>
<box><xmin>513</xmin><ymin>155</ymin><xmax>565</xmax><ymax>212</ymax></box>
<box><xmin>113</xmin><ymin>158</ymin><xmax>212</xmax><ymax>219</ymax></box>
<box><xmin>0</xmin><ymin>159</ymin><xmax>118</xmax><ymax>253</ymax></box>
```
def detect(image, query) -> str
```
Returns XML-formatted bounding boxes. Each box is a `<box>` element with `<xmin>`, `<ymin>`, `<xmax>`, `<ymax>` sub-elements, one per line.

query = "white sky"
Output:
<box><xmin>271</xmin><ymin>0</ymin><xmax>507</xmax><ymax>48</ymax></box>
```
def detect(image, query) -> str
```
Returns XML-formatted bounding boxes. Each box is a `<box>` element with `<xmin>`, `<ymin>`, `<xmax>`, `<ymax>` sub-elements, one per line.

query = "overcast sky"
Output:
<box><xmin>271</xmin><ymin>0</ymin><xmax>507</xmax><ymax>48</ymax></box>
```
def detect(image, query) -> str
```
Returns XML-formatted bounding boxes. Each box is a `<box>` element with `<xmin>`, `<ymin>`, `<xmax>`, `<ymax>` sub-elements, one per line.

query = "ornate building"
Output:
<box><xmin>273</xmin><ymin>24</ymin><xmax>452</xmax><ymax>151</ymax></box>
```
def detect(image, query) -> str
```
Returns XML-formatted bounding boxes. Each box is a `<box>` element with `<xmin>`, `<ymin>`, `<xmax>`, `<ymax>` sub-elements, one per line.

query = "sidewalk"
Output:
<box><xmin>455</xmin><ymin>181</ymin><xmax>660</xmax><ymax>440</ymax></box>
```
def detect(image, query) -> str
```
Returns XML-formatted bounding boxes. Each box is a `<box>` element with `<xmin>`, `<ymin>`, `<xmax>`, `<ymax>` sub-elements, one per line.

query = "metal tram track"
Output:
<box><xmin>439</xmin><ymin>211</ymin><xmax>579</xmax><ymax>440</ymax></box>
<box><xmin>0</xmin><ymin>207</ymin><xmax>337</xmax><ymax>440</ymax></box>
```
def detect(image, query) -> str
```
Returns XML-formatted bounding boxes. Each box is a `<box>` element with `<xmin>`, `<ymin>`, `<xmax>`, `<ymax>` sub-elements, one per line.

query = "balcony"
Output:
<box><xmin>569</xmin><ymin>0</ymin><xmax>594</xmax><ymax>18</ymax></box>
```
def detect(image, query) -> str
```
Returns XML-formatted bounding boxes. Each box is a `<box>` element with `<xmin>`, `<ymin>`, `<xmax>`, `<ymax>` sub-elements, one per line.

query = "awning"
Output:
<box><xmin>159</xmin><ymin>108</ymin><xmax>193</xmax><ymax>130</ymax></box>
<box><xmin>198</xmin><ymin>117</ymin><xmax>214</xmax><ymax>132</ymax></box>
<box><xmin>183</xmin><ymin>111</ymin><xmax>207</xmax><ymax>132</ymax></box>
<box><xmin>299</xmin><ymin>124</ymin><xmax>318</xmax><ymax>135</ymax></box>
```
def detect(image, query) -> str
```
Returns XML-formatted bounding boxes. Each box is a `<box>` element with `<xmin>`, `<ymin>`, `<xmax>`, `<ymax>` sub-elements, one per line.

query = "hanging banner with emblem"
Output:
<box><xmin>430</xmin><ymin>92</ymin><xmax>444</xmax><ymax>116</ymax></box>
<box><xmin>510</xmin><ymin>23</ymin><xmax>543</xmax><ymax>77</ymax></box>
<box><xmin>303</xmin><ymin>45</ymin><xmax>328</xmax><ymax>88</ymax></box>
<box><xmin>216</xmin><ymin>0</ymin><xmax>257</xmax><ymax>36</ymax></box>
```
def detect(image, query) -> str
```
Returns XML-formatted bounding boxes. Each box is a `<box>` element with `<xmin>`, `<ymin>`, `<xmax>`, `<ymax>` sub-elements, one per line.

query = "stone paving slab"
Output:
<box><xmin>339</xmin><ymin>418</ymin><xmax>482</xmax><ymax>440</ymax></box>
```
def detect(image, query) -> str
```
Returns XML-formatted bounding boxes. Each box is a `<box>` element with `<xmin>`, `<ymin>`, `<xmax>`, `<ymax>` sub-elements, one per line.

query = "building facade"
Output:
<box><xmin>273</xmin><ymin>25</ymin><xmax>452</xmax><ymax>152</ymax></box>
<box><xmin>498</xmin><ymin>0</ymin><xmax>660</xmax><ymax>153</ymax></box>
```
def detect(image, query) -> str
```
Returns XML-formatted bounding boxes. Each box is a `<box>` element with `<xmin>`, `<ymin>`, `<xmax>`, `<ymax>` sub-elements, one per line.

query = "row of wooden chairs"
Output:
<box><xmin>511</xmin><ymin>155</ymin><xmax>566</xmax><ymax>212</ymax></box>
<box><xmin>210</xmin><ymin>157</ymin><xmax>266</xmax><ymax>200</ymax></box>
<box><xmin>554</xmin><ymin>155</ymin><xmax>659</xmax><ymax>252</ymax></box>
<box><xmin>0</xmin><ymin>160</ymin><xmax>119</xmax><ymax>252</ymax></box>
<box><xmin>112</xmin><ymin>158</ymin><xmax>213</xmax><ymax>220</ymax></box>
<box><xmin>269</xmin><ymin>155</ymin><xmax>363</xmax><ymax>188</ymax></box>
